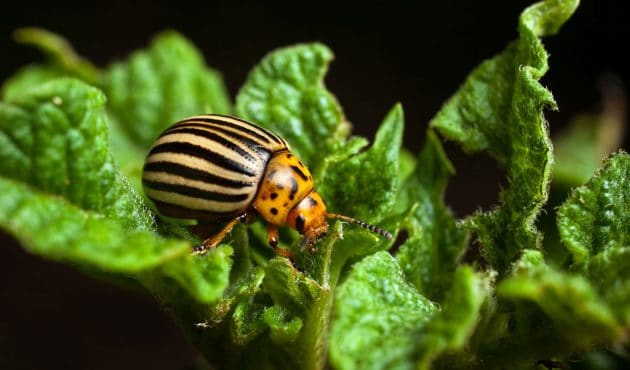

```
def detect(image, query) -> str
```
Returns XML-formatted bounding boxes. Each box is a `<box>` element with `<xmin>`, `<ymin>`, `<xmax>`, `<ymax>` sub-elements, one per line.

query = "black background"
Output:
<box><xmin>1</xmin><ymin>1</ymin><xmax>628</xmax><ymax>369</ymax></box>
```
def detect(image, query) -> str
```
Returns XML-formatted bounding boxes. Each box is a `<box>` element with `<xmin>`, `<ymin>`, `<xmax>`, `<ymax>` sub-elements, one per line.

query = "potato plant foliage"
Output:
<box><xmin>1</xmin><ymin>1</ymin><xmax>629</xmax><ymax>369</ymax></box>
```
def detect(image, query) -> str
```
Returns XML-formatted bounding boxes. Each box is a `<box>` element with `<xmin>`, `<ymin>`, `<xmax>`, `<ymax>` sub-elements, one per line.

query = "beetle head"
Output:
<box><xmin>286</xmin><ymin>191</ymin><xmax>329</xmax><ymax>242</ymax></box>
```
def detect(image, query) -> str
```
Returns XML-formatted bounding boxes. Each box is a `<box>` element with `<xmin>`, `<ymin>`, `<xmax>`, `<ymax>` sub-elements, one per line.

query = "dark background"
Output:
<box><xmin>1</xmin><ymin>1</ymin><xmax>627</xmax><ymax>369</ymax></box>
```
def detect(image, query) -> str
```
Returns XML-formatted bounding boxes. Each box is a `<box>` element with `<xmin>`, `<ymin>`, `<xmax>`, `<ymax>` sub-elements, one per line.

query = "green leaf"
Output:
<box><xmin>0</xmin><ymin>176</ymin><xmax>187</xmax><ymax>271</ymax></box>
<box><xmin>203</xmin><ymin>266</ymin><xmax>266</xmax><ymax>326</ymax></box>
<box><xmin>557</xmin><ymin>152</ymin><xmax>630</xmax><ymax>324</ymax></box>
<box><xmin>2</xmin><ymin>29</ymin><xmax>217</xmax><ymax>186</ymax></box>
<box><xmin>330</xmin><ymin>253</ymin><xmax>490</xmax><ymax>370</ymax></box>
<box><xmin>557</xmin><ymin>152</ymin><xmax>629</xmax><ymax>266</ymax></box>
<box><xmin>430</xmin><ymin>0</ymin><xmax>579</xmax><ymax>273</ymax></box>
<box><xmin>330</xmin><ymin>251</ymin><xmax>438</xmax><ymax>370</ymax></box>
<box><xmin>6</xmin><ymin>8</ymin><xmax>618</xmax><ymax>369</ymax></box>
<box><xmin>480</xmin><ymin>250</ymin><xmax>623</xmax><ymax>367</ymax></box>
<box><xmin>395</xmin><ymin>130</ymin><xmax>468</xmax><ymax>301</ymax></box>
<box><xmin>153</xmin><ymin>265</ymin><xmax>266</xmax><ymax>370</ymax></box>
<box><xmin>161</xmin><ymin>245</ymin><xmax>233</xmax><ymax>303</ymax></box>
<box><xmin>186</xmin><ymin>42</ymin><xmax>365</xmax><ymax>370</ymax></box>
<box><xmin>318</xmin><ymin>104</ymin><xmax>403</xmax><ymax>223</ymax></box>
<box><xmin>264</xmin><ymin>257</ymin><xmax>322</xmax><ymax>315</ymax></box>
<box><xmin>236</xmin><ymin>43</ymin><xmax>349</xmax><ymax>167</ymax></box>
<box><xmin>0</xmin><ymin>29</ymin><xmax>143</xmax><ymax>184</ymax></box>
<box><xmin>105</xmin><ymin>112</ymin><xmax>147</xmax><ymax>190</ymax></box>
<box><xmin>397</xmin><ymin>148</ymin><xmax>416</xmax><ymax>183</ymax></box>
<box><xmin>11</xmin><ymin>28</ymin><xmax>100</xmax><ymax>84</ymax></box>
<box><xmin>312</xmin><ymin>136</ymin><xmax>369</xmax><ymax>182</ymax></box>
<box><xmin>1</xmin><ymin>30</ymin><xmax>106</xmax><ymax>118</ymax></box>
<box><xmin>263</xmin><ymin>305</ymin><xmax>303</xmax><ymax>345</ymax></box>
<box><xmin>1</xmin><ymin>65</ymin><xmax>66</xmax><ymax>101</ymax></box>
<box><xmin>588</xmin><ymin>247</ymin><xmax>630</xmax><ymax>326</ymax></box>
<box><xmin>1</xmin><ymin>29</ymin><xmax>99</xmax><ymax>100</ymax></box>
<box><xmin>231</xmin><ymin>301</ymin><xmax>267</xmax><ymax>345</ymax></box>
<box><xmin>500</xmin><ymin>250</ymin><xmax>620</xmax><ymax>335</ymax></box>
<box><xmin>0</xmin><ymin>78</ymin><xmax>152</xmax><ymax>230</ymax></box>
<box><xmin>293</xmin><ymin>220</ymin><xmax>344</xmax><ymax>285</ymax></box>
<box><xmin>102</xmin><ymin>31</ymin><xmax>231</xmax><ymax>148</ymax></box>
<box><xmin>261</xmin><ymin>257</ymin><xmax>330</xmax><ymax>370</ymax></box>
<box><xmin>256</xmin><ymin>224</ymin><xmax>344</xmax><ymax>370</ymax></box>
<box><xmin>0</xmin><ymin>78</ymin><xmax>232</xmax><ymax>303</ymax></box>
<box><xmin>537</xmin><ymin>80</ymin><xmax>626</xmax><ymax>271</ymax></box>
<box><xmin>415</xmin><ymin>266</ymin><xmax>492</xmax><ymax>370</ymax></box>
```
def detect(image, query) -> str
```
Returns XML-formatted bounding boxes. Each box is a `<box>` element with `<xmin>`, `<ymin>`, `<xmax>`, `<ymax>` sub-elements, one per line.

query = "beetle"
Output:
<box><xmin>142</xmin><ymin>114</ymin><xmax>391</xmax><ymax>255</ymax></box>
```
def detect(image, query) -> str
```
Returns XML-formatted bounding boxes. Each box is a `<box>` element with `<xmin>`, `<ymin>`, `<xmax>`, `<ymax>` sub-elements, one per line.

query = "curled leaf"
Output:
<box><xmin>236</xmin><ymin>43</ymin><xmax>348</xmax><ymax>167</ymax></box>
<box><xmin>395</xmin><ymin>130</ymin><xmax>468</xmax><ymax>302</ymax></box>
<box><xmin>430</xmin><ymin>0</ymin><xmax>580</xmax><ymax>273</ymax></box>
<box><xmin>319</xmin><ymin>104</ymin><xmax>403</xmax><ymax>224</ymax></box>
<box><xmin>103</xmin><ymin>31</ymin><xmax>231</xmax><ymax>148</ymax></box>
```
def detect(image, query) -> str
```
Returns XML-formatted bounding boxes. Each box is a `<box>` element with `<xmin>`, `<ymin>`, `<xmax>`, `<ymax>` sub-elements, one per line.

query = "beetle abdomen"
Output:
<box><xmin>142</xmin><ymin>115</ymin><xmax>289</xmax><ymax>222</ymax></box>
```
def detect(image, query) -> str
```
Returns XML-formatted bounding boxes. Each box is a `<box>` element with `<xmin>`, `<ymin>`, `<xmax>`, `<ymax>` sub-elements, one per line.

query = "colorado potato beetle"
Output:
<box><xmin>142</xmin><ymin>114</ymin><xmax>392</xmax><ymax>255</ymax></box>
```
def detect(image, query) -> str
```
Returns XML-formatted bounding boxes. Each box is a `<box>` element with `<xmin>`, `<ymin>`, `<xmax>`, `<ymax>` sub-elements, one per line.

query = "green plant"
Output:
<box><xmin>1</xmin><ymin>0</ymin><xmax>628</xmax><ymax>369</ymax></box>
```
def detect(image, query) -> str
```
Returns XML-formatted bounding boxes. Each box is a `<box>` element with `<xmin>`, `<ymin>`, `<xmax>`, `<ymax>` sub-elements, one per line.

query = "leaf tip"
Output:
<box><xmin>520</xmin><ymin>0</ymin><xmax>580</xmax><ymax>37</ymax></box>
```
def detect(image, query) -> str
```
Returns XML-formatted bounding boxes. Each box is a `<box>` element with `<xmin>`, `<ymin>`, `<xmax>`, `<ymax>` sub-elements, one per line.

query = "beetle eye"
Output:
<box><xmin>295</xmin><ymin>214</ymin><xmax>306</xmax><ymax>233</ymax></box>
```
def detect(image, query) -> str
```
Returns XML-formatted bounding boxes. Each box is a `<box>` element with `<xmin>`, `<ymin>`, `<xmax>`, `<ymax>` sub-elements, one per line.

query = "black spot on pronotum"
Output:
<box><xmin>307</xmin><ymin>197</ymin><xmax>318</xmax><ymax>207</ymax></box>
<box><xmin>290</xmin><ymin>165</ymin><xmax>309</xmax><ymax>181</ymax></box>
<box><xmin>270</xmin><ymin>207</ymin><xmax>279</xmax><ymax>215</ymax></box>
<box><xmin>286</xmin><ymin>153</ymin><xmax>293</xmax><ymax>158</ymax></box>
<box><xmin>270</xmin><ymin>192</ymin><xmax>278</xmax><ymax>200</ymax></box>
<box><xmin>295</xmin><ymin>214</ymin><xmax>305</xmax><ymax>233</ymax></box>
<box><xmin>289</xmin><ymin>177</ymin><xmax>298</xmax><ymax>196</ymax></box>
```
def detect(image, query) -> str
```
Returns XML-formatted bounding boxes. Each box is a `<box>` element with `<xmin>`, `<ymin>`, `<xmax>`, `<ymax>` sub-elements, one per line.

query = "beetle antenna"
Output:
<box><xmin>327</xmin><ymin>213</ymin><xmax>392</xmax><ymax>239</ymax></box>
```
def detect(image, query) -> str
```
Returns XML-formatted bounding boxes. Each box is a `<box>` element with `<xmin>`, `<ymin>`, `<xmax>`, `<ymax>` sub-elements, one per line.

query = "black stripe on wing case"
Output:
<box><xmin>148</xmin><ymin>142</ymin><xmax>257</xmax><ymax>177</ymax></box>
<box><xmin>290</xmin><ymin>165</ymin><xmax>309</xmax><ymax>181</ymax></box>
<box><xmin>180</xmin><ymin>116</ymin><xmax>272</xmax><ymax>144</ymax></box>
<box><xmin>193</xmin><ymin>115</ymin><xmax>284</xmax><ymax>145</ymax></box>
<box><xmin>143</xmin><ymin>161</ymin><xmax>254</xmax><ymax>189</ymax></box>
<box><xmin>166</xmin><ymin>124</ymin><xmax>273</xmax><ymax>156</ymax></box>
<box><xmin>162</xmin><ymin>128</ymin><xmax>258</xmax><ymax>163</ymax></box>
<box><xmin>142</xmin><ymin>179</ymin><xmax>250</xmax><ymax>203</ymax></box>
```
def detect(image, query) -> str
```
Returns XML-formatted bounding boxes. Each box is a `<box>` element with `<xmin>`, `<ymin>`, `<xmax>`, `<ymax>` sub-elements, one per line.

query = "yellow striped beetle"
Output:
<box><xmin>142</xmin><ymin>114</ymin><xmax>391</xmax><ymax>256</ymax></box>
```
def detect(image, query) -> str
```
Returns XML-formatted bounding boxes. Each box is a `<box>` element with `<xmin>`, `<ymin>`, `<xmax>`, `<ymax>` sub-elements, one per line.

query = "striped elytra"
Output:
<box><xmin>142</xmin><ymin>114</ymin><xmax>392</xmax><ymax>255</ymax></box>
<box><xmin>142</xmin><ymin>115</ymin><xmax>289</xmax><ymax>222</ymax></box>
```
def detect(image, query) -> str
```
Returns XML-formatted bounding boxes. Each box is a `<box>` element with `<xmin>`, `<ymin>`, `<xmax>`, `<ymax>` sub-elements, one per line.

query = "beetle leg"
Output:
<box><xmin>266</xmin><ymin>223</ymin><xmax>294</xmax><ymax>259</ymax></box>
<box><xmin>267</xmin><ymin>223</ymin><xmax>279</xmax><ymax>248</ymax></box>
<box><xmin>193</xmin><ymin>212</ymin><xmax>253</xmax><ymax>254</ymax></box>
